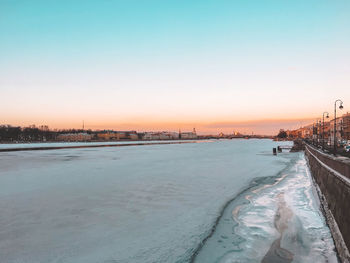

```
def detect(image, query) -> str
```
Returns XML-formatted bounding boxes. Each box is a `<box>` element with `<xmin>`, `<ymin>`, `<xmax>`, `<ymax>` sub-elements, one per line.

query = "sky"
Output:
<box><xmin>1</xmin><ymin>0</ymin><xmax>350</xmax><ymax>135</ymax></box>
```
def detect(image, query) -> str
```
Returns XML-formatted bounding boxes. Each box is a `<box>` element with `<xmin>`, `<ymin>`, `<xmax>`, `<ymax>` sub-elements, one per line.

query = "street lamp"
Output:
<box><xmin>322</xmin><ymin>112</ymin><xmax>329</xmax><ymax>151</ymax></box>
<box><xmin>334</xmin><ymin>99</ymin><xmax>344</xmax><ymax>155</ymax></box>
<box><xmin>316</xmin><ymin>120</ymin><xmax>319</xmax><ymax>147</ymax></box>
<box><xmin>318</xmin><ymin>120</ymin><xmax>321</xmax><ymax>147</ymax></box>
<box><xmin>315</xmin><ymin>119</ymin><xmax>321</xmax><ymax>147</ymax></box>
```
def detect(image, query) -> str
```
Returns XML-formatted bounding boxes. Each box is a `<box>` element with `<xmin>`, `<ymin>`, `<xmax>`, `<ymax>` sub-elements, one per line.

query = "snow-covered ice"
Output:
<box><xmin>194</xmin><ymin>151</ymin><xmax>338</xmax><ymax>263</ymax></box>
<box><xmin>0</xmin><ymin>139</ymin><xmax>337</xmax><ymax>262</ymax></box>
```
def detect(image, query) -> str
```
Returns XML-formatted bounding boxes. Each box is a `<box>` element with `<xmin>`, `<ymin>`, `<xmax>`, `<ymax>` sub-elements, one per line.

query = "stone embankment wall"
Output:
<box><xmin>305</xmin><ymin>145</ymin><xmax>350</xmax><ymax>262</ymax></box>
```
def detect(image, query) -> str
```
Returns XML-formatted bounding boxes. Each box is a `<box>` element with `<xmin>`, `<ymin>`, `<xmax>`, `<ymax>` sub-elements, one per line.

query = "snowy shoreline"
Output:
<box><xmin>193</xmin><ymin>153</ymin><xmax>338</xmax><ymax>263</ymax></box>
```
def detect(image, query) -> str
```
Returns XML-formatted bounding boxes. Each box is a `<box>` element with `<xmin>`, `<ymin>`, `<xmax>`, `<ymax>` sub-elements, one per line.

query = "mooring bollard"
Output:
<box><xmin>277</xmin><ymin>146</ymin><xmax>282</xmax><ymax>153</ymax></box>
<box><xmin>273</xmin><ymin>148</ymin><xmax>277</xmax><ymax>155</ymax></box>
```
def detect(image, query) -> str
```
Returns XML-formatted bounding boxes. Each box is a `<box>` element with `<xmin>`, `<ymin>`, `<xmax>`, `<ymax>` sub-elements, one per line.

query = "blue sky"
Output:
<box><xmin>1</xmin><ymin>0</ymin><xmax>350</xmax><ymax>134</ymax></box>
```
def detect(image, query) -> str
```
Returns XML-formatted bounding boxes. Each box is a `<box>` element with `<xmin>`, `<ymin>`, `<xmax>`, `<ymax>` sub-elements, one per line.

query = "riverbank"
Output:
<box><xmin>305</xmin><ymin>144</ymin><xmax>350</xmax><ymax>262</ymax></box>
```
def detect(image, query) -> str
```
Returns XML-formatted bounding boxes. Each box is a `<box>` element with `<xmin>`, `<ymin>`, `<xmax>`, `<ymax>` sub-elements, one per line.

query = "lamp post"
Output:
<box><xmin>316</xmin><ymin>120</ymin><xmax>319</xmax><ymax>147</ymax></box>
<box><xmin>334</xmin><ymin>99</ymin><xmax>344</xmax><ymax>155</ymax></box>
<box><xmin>315</xmin><ymin>119</ymin><xmax>321</xmax><ymax>147</ymax></box>
<box><xmin>322</xmin><ymin>112</ymin><xmax>329</xmax><ymax>151</ymax></box>
<box><xmin>318</xmin><ymin>120</ymin><xmax>322</xmax><ymax>147</ymax></box>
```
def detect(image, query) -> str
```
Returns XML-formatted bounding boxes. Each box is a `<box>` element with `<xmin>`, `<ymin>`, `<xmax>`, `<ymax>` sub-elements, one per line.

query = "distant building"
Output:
<box><xmin>97</xmin><ymin>131</ymin><xmax>138</xmax><ymax>140</ymax></box>
<box><xmin>57</xmin><ymin>133</ymin><xmax>92</xmax><ymax>142</ymax></box>
<box><xmin>320</xmin><ymin>122</ymin><xmax>331</xmax><ymax>140</ymax></box>
<box><xmin>180</xmin><ymin>131</ymin><xmax>197</xmax><ymax>139</ymax></box>
<box><xmin>129</xmin><ymin>133</ymin><xmax>139</xmax><ymax>140</ymax></box>
<box><xmin>285</xmin><ymin>124</ymin><xmax>313</xmax><ymax>139</ymax></box>
<box><xmin>342</xmin><ymin>113</ymin><xmax>350</xmax><ymax>140</ymax></box>
<box><xmin>328</xmin><ymin>113</ymin><xmax>350</xmax><ymax>143</ymax></box>
<box><xmin>287</xmin><ymin>113</ymin><xmax>350</xmax><ymax>144</ymax></box>
<box><xmin>286</xmin><ymin>129</ymin><xmax>298</xmax><ymax>138</ymax></box>
<box><xmin>143</xmin><ymin>132</ymin><xmax>179</xmax><ymax>140</ymax></box>
<box><xmin>300</xmin><ymin>125</ymin><xmax>313</xmax><ymax>139</ymax></box>
<box><xmin>97</xmin><ymin>132</ymin><xmax>118</xmax><ymax>140</ymax></box>
<box><xmin>143</xmin><ymin>132</ymin><xmax>160</xmax><ymax>140</ymax></box>
<box><xmin>329</xmin><ymin>117</ymin><xmax>344</xmax><ymax>144</ymax></box>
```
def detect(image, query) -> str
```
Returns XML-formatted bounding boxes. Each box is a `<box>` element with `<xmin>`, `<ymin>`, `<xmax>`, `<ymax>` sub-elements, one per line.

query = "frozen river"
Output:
<box><xmin>0</xmin><ymin>139</ymin><xmax>337</xmax><ymax>262</ymax></box>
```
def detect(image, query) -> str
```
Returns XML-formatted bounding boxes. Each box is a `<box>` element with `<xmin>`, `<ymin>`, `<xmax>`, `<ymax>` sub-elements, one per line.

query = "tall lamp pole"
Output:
<box><xmin>322</xmin><ymin>112</ymin><xmax>329</xmax><ymax>151</ymax></box>
<box><xmin>334</xmin><ymin>99</ymin><xmax>344</xmax><ymax>155</ymax></box>
<box><xmin>315</xmin><ymin>119</ymin><xmax>321</xmax><ymax>147</ymax></box>
<box><xmin>318</xmin><ymin>120</ymin><xmax>322</xmax><ymax>147</ymax></box>
<box><xmin>316</xmin><ymin>120</ymin><xmax>319</xmax><ymax>147</ymax></box>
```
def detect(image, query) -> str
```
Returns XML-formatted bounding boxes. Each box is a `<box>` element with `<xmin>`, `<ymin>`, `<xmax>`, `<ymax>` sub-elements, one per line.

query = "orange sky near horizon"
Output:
<box><xmin>2</xmin><ymin>93</ymin><xmax>350</xmax><ymax>135</ymax></box>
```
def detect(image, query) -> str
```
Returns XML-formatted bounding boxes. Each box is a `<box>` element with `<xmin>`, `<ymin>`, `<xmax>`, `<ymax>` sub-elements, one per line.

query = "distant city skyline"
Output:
<box><xmin>1</xmin><ymin>0</ymin><xmax>350</xmax><ymax>135</ymax></box>
<box><xmin>0</xmin><ymin>117</ymin><xmax>326</xmax><ymax>136</ymax></box>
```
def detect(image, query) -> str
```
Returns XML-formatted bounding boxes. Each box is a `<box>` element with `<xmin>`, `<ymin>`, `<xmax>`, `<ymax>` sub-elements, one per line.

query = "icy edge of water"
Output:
<box><xmin>192</xmin><ymin>153</ymin><xmax>338</xmax><ymax>263</ymax></box>
<box><xmin>190</xmin><ymin>155</ymin><xmax>299</xmax><ymax>263</ymax></box>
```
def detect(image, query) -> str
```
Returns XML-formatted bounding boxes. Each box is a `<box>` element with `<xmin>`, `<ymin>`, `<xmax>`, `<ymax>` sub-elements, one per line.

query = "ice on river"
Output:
<box><xmin>0</xmin><ymin>139</ymin><xmax>337</xmax><ymax>262</ymax></box>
